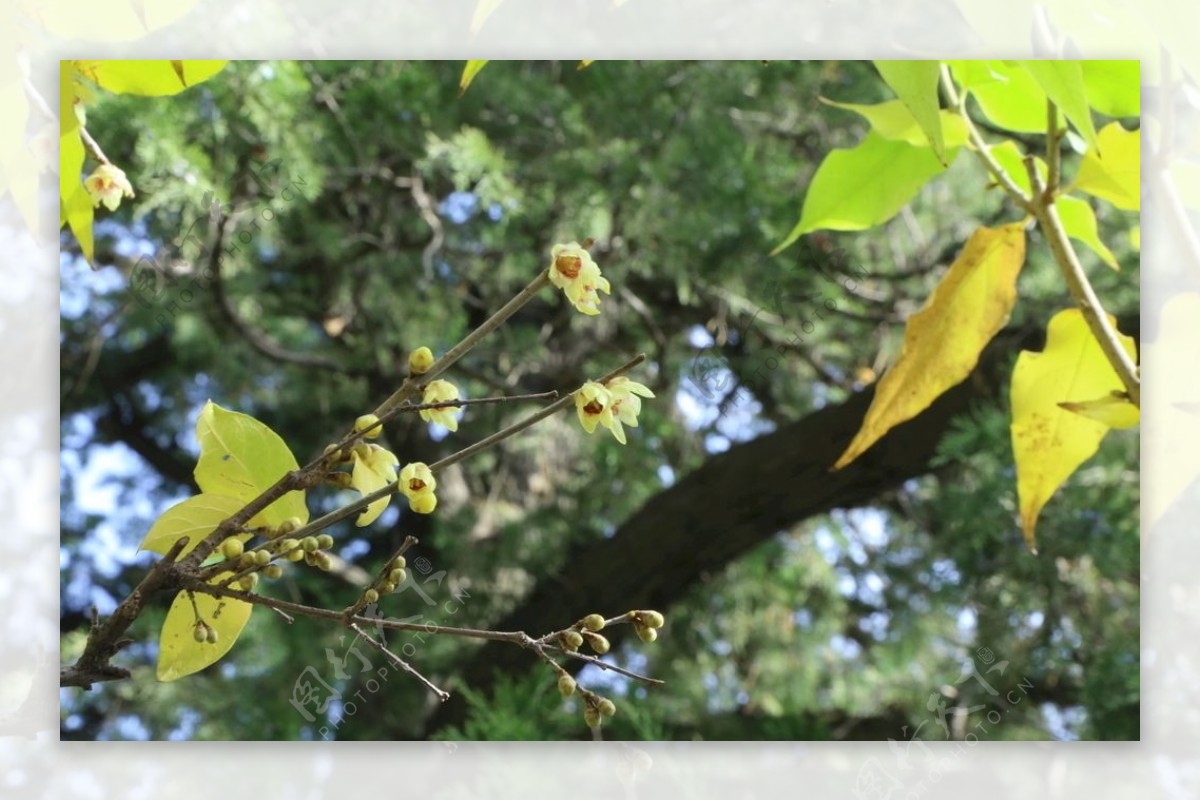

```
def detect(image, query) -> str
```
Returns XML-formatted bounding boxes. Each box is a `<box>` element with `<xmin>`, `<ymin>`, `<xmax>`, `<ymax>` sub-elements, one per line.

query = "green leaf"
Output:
<box><xmin>949</xmin><ymin>60</ymin><xmax>1052</xmax><ymax>134</ymax></box>
<box><xmin>772</xmin><ymin>131</ymin><xmax>953</xmax><ymax>254</ymax></box>
<box><xmin>987</xmin><ymin>140</ymin><xmax>1044</xmax><ymax>197</ymax></box>
<box><xmin>873</xmin><ymin>61</ymin><xmax>946</xmax><ymax>163</ymax></box>
<box><xmin>1072</xmin><ymin>122</ymin><xmax>1139</xmax><ymax>211</ymax></box>
<box><xmin>194</xmin><ymin>400</ymin><xmax>308</xmax><ymax>527</ymax></box>
<box><xmin>1081</xmin><ymin>60</ymin><xmax>1139</xmax><ymax>118</ymax></box>
<box><xmin>459</xmin><ymin>60</ymin><xmax>489</xmax><ymax>95</ymax></box>
<box><xmin>139</xmin><ymin>494</ymin><xmax>248</xmax><ymax>557</ymax></box>
<box><xmin>1055</xmin><ymin>195</ymin><xmax>1118</xmax><ymax>270</ymax></box>
<box><xmin>820</xmin><ymin>98</ymin><xmax>968</xmax><ymax>149</ymax></box>
<box><xmin>1019</xmin><ymin>60</ymin><xmax>1098</xmax><ymax>151</ymax></box>
<box><xmin>157</xmin><ymin>576</ymin><xmax>254</xmax><ymax>681</ymax></box>
<box><xmin>91</xmin><ymin>60</ymin><xmax>228</xmax><ymax>96</ymax></box>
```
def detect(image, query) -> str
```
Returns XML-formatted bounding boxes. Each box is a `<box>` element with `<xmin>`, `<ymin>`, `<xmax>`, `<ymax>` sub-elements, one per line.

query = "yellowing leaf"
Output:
<box><xmin>350</xmin><ymin>444</ymin><xmax>399</xmax><ymax>526</ymax></box>
<box><xmin>1055</xmin><ymin>195</ymin><xmax>1118</xmax><ymax>270</ymax></box>
<box><xmin>90</xmin><ymin>60</ymin><xmax>228</xmax><ymax>96</ymax></box>
<box><xmin>1019</xmin><ymin>60</ymin><xmax>1098</xmax><ymax>151</ymax></box>
<box><xmin>1010</xmin><ymin>309</ymin><xmax>1138</xmax><ymax>550</ymax></box>
<box><xmin>834</xmin><ymin>223</ymin><xmax>1027</xmax><ymax>469</ymax></box>
<box><xmin>460</xmin><ymin>60</ymin><xmax>489</xmax><ymax>95</ymax></box>
<box><xmin>1073</xmin><ymin>122</ymin><xmax>1140</xmax><ymax>211</ymax></box>
<box><xmin>874</xmin><ymin>61</ymin><xmax>946</xmax><ymax>164</ymax></box>
<box><xmin>820</xmin><ymin>98</ymin><xmax>968</xmax><ymax>149</ymax></box>
<box><xmin>1130</xmin><ymin>225</ymin><xmax>1140</xmax><ymax>250</ymax></box>
<box><xmin>194</xmin><ymin>401</ymin><xmax>308</xmax><ymax>528</ymax></box>
<box><xmin>1059</xmin><ymin>391</ymin><xmax>1140</xmax><ymax>429</ymax></box>
<box><xmin>773</xmin><ymin>131</ymin><xmax>953</xmax><ymax>254</ymax></box>
<box><xmin>1081</xmin><ymin>60</ymin><xmax>1139</xmax><ymax>118</ymax></box>
<box><xmin>949</xmin><ymin>60</ymin><xmax>1054</xmax><ymax>134</ymax></box>
<box><xmin>157</xmin><ymin>576</ymin><xmax>253</xmax><ymax>681</ymax></box>
<box><xmin>139</xmin><ymin>494</ymin><xmax>247</xmax><ymax>557</ymax></box>
<box><xmin>578</xmin><ymin>60</ymin><xmax>595</xmax><ymax>70</ymax></box>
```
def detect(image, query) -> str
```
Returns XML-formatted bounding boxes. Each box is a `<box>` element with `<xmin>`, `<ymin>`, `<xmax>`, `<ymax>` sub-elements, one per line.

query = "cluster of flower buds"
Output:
<box><xmin>630</xmin><ymin>609</ymin><xmax>666</xmax><ymax>643</ymax></box>
<box><xmin>582</xmin><ymin>691</ymin><xmax>618</xmax><ymax>729</ymax></box>
<box><xmin>361</xmin><ymin>555</ymin><xmax>408</xmax><ymax>606</ymax></box>
<box><xmin>192</xmin><ymin>620</ymin><xmax>218</xmax><ymax>644</ymax></box>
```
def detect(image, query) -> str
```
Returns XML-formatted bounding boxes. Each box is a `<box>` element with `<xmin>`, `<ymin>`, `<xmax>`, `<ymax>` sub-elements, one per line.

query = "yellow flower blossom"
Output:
<box><xmin>350</xmin><ymin>443</ymin><xmax>399</xmax><ymax>526</ymax></box>
<box><xmin>399</xmin><ymin>462</ymin><xmax>438</xmax><ymax>514</ymax></box>
<box><xmin>84</xmin><ymin>164</ymin><xmax>135</xmax><ymax>211</ymax></box>
<box><xmin>419</xmin><ymin>379</ymin><xmax>463</xmax><ymax>432</ymax></box>
<box><xmin>549</xmin><ymin>241</ymin><xmax>611</xmax><ymax>315</ymax></box>
<box><xmin>409</xmin><ymin>346</ymin><xmax>435</xmax><ymax>375</ymax></box>
<box><xmin>575</xmin><ymin>377</ymin><xmax>654</xmax><ymax>445</ymax></box>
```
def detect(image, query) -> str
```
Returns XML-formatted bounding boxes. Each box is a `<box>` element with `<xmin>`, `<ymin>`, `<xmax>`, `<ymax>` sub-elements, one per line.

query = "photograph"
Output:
<box><xmin>58</xmin><ymin>58</ymin><xmax>1140</xmax><ymax>744</ymax></box>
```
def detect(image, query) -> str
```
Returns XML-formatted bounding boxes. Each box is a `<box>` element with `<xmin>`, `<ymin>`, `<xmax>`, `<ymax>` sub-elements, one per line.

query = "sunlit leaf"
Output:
<box><xmin>139</xmin><ymin>494</ymin><xmax>248</xmax><ymax>557</ymax></box>
<box><xmin>194</xmin><ymin>401</ymin><xmax>308</xmax><ymax>527</ymax></box>
<box><xmin>820</xmin><ymin>98</ymin><xmax>968</xmax><ymax>149</ymax></box>
<box><xmin>90</xmin><ymin>60</ymin><xmax>228</xmax><ymax>96</ymax></box>
<box><xmin>949</xmin><ymin>60</ymin><xmax>1054</xmax><ymax>134</ymax></box>
<box><xmin>1059</xmin><ymin>391</ymin><xmax>1140</xmax><ymax>429</ymax></box>
<box><xmin>970</xmin><ymin>139</ymin><xmax>1044</xmax><ymax>198</ymax></box>
<box><xmin>1055</xmin><ymin>195</ymin><xmax>1118</xmax><ymax>270</ymax></box>
<box><xmin>1010</xmin><ymin>309</ymin><xmax>1138</xmax><ymax>551</ymax></box>
<box><xmin>1072</xmin><ymin>122</ymin><xmax>1139</xmax><ymax>211</ymax></box>
<box><xmin>578</xmin><ymin>60</ymin><xmax>594</xmax><ymax>70</ymax></box>
<box><xmin>1081</xmin><ymin>60</ymin><xmax>1139</xmax><ymax>118</ymax></box>
<box><xmin>772</xmin><ymin>131</ymin><xmax>953</xmax><ymax>254</ymax></box>
<box><xmin>460</xmin><ymin>60</ymin><xmax>489</xmax><ymax>95</ymax></box>
<box><xmin>873</xmin><ymin>60</ymin><xmax>946</xmax><ymax>163</ymax></box>
<box><xmin>1129</xmin><ymin>225</ymin><xmax>1140</xmax><ymax>251</ymax></box>
<box><xmin>1019</xmin><ymin>60</ymin><xmax>1098</xmax><ymax>151</ymax></box>
<box><xmin>157</xmin><ymin>575</ymin><xmax>254</xmax><ymax>681</ymax></box>
<box><xmin>833</xmin><ymin>223</ymin><xmax>1027</xmax><ymax>469</ymax></box>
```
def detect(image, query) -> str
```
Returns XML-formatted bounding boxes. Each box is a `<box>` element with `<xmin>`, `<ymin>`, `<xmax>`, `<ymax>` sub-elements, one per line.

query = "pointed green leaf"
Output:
<box><xmin>1055</xmin><ymin>195</ymin><xmax>1118</xmax><ymax>270</ymax></box>
<box><xmin>773</xmin><ymin>132</ymin><xmax>953</xmax><ymax>253</ymax></box>
<box><xmin>1019</xmin><ymin>60</ymin><xmax>1098</xmax><ymax>150</ymax></box>
<box><xmin>987</xmin><ymin>140</ymin><xmax>1045</xmax><ymax>197</ymax></box>
<box><xmin>1072</xmin><ymin>122</ymin><xmax>1139</xmax><ymax>211</ymax></box>
<box><xmin>949</xmin><ymin>60</ymin><xmax>1053</xmax><ymax>134</ymax></box>
<box><xmin>820</xmin><ymin>98</ymin><xmax>968</xmax><ymax>149</ymax></box>
<box><xmin>1081</xmin><ymin>60</ymin><xmax>1139</xmax><ymax>118</ymax></box>
<box><xmin>194</xmin><ymin>401</ymin><xmax>308</xmax><ymax>527</ymax></box>
<box><xmin>459</xmin><ymin>60</ymin><xmax>489</xmax><ymax>95</ymax></box>
<box><xmin>91</xmin><ymin>60</ymin><xmax>228</xmax><ymax>96</ymax></box>
<box><xmin>157</xmin><ymin>576</ymin><xmax>254</xmax><ymax>681</ymax></box>
<box><xmin>874</xmin><ymin>61</ymin><xmax>946</xmax><ymax>163</ymax></box>
<box><xmin>139</xmin><ymin>494</ymin><xmax>248</xmax><ymax>557</ymax></box>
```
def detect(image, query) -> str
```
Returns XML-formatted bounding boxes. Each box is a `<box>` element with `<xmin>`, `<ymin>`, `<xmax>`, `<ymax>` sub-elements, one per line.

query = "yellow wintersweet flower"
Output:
<box><xmin>575</xmin><ymin>377</ymin><xmax>654</xmax><ymax>445</ymax></box>
<box><xmin>84</xmin><ymin>164</ymin><xmax>135</xmax><ymax>211</ymax></box>
<box><xmin>575</xmin><ymin>380</ymin><xmax>615</xmax><ymax>436</ymax></box>
<box><xmin>549</xmin><ymin>241</ymin><xmax>611</xmax><ymax>316</ymax></box>
<box><xmin>419</xmin><ymin>379</ymin><xmax>463</xmax><ymax>432</ymax></box>
<box><xmin>350</xmin><ymin>443</ymin><xmax>399</xmax><ymax>526</ymax></box>
<box><xmin>399</xmin><ymin>462</ymin><xmax>438</xmax><ymax>514</ymax></box>
<box><xmin>607</xmin><ymin>377</ymin><xmax>655</xmax><ymax>439</ymax></box>
<box><xmin>409</xmin><ymin>346</ymin><xmax>435</xmax><ymax>375</ymax></box>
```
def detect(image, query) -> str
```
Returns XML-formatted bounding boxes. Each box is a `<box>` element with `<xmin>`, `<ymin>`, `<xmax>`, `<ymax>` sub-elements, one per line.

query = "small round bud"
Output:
<box><xmin>326</xmin><ymin>471</ymin><xmax>353</xmax><ymax>489</ymax></box>
<box><xmin>324</xmin><ymin>444</ymin><xmax>352</xmax><ymax>463</ymax></box>
<box><xmin>380</xmin><ymin>581</ymin><xmax>397</xmax><ymax>594</ymax></box>
<box><xmin>581</xmin><ymin>613</ymin><xmax>606</xmax><ymax>632</ymax></box>
<box><xmin>557</xmin><ymin>675</ymin><xmax>577</xmax><ymax>698</ymax></box>
<box><xmin>562</xmin><ymin>630</ymin><xmax>584</xmax><ymax>651</ymax></box>
<box><xmin>239</xmin><ymin>573</ymin><xmax>259</xmax><ymax>591</ymax></box>
<box><xmin>389</xmin><ymin>568</ymin><xmax>406</xmax><ymax>585</ymax></box>
<box><xmin>584</xmin><ymin>632</ymin><xmax>610</xmax><ymax>655</ymax></box>
<box><xmin>220</xmin><ymin>538</ymin><xmax>244</xmax><ymax>560</ymax></box>
<box><xmin>316</xmin><ymin>534</ymin><xmax>335</xmax><ymax>550</ymax></box>
<box><xmin>206</xmin><ymin>626</ymin><xmax>219</xmax><ymax>644</ymax></box>
<box><xmin>391</xmin><ymin>556</ymin><xmax>407</xmax><ymax>570</ymax></box>
<box><xmin>364</xmin><ymin>588</ymin><xmax>380</xmax><ymax>604</ymax></box>
<box><xmin>254</xmin><ymin>549</ymin><xmax>271</xmax><ymax>566</ymax></box>
<box><xmin>636</xmin><ymin>625</ymin><xmax>659</xmax><ymax>644</ymax></box>
<box><xmin>278</xmin><ymin>517</ymin><xmax>302</xmax><ymax>535</ymax></box>
<box><xmin>640</xmin><ymin>610</ymin><xmax>665</xmax><ymax>629</ymax></box>
<box><xmin>597</xmin><ymin>698</ymin><xmax>617</xmax><ymax>718</ymax></box>
<box><xmin>278</xmin><ymin>538</ymin><xmax>299</xmax><ymax>553</ymax></box>
<box><xmin>287</xmin><ymin>549</ymin><xmax>305</xmax><ymax>562</ymax></box>
<box><xmin>193</xmin><ymin>623</ymin><xmax>209</xmax><ymax>643</ymax></box>
<box><xmin>264</xmin><ymin>564</ymin><xmax>284</xmax><ymax>580</ymax></box>
<box><xmin>355</xmin><ymin>413</ymin><xmax>383</xmax><ymax>439</ymax></box>
<box><xmin>409</xmin><ymin>346</ymin><xmax>435</xmax><ymax>375</ymax></box>
<box><xmin>301</xmin><ymin>536</ymin><xmax>319</xmax><ymax>552</ymax></box>
<box><xmin>239</xmin><ymin>553</ymin><xmax>256</xmax><ymax>569</ymax></box>
<box><xmin>584</xmin><ymin>708</ymin><xmax>601</xmax><ymax>728</ymax></box>
<box><xmin>314</xmin><ymin>551</ymin><xmax>332</xmax><ymax>571</ymax></box>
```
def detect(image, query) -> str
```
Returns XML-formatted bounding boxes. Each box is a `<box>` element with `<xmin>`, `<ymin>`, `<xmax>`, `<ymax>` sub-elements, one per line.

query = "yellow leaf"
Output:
<box><xmin>460</xmin><ymin>60</ymin><xmax>489</xmax><ymax>95</ymax></box>
<box><xmin>1059</xmin><ymin>391</ymin><xmax>1140</xmax><ymax>429</ymax></box>
<box><xmin>157</xmin><ymin>575</ymin><xmax>253</xmax><ymax>681</ymax></box>
<box><xmin>578</xmin><ymin>60</ymin><xmax>595</xmax><ymax>70</ymax></box>
<box><xmin>1010</xmin><ymin>309</ymin><xmax>1138</xmax><ymax>551</ymax></box>
<box><xmin>1072</xmin><ymin>122</ymin><xmax>1140</xmax><ymax>211</ymax></box>
<box><xmin>834</xmin><ymin>223</ymin><xmax>1027</xmax><ymax>469</ymax></box>
<box><xmin>194</xmin><ymin>401</ymin><xmax>308</xmax><ymax>528</ymax></box>
<box><xmin>139</xmin><ymin>494</ymin><xmax>247</xmax><ymax>557</ymax></box>
<box><xmin>90</xmin><ymin>60</ymin><xmax>228</xmax><ymax>96</ymax></box>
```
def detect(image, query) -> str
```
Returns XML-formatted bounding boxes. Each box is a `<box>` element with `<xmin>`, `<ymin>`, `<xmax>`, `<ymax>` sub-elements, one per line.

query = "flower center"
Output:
<box><xmin>555</xmin><ymin>254</ymin><xmax>582</xmax><ymax>279</ymax></box>
<box><xmin>583</xmin><ymin>400</ymin><xmax>605</xmax><ymax>416</ymax></box>
<box><xmin>408</xmin><ymin>479</ymin><xmax>427</xmax><ymax>492</ymax></box>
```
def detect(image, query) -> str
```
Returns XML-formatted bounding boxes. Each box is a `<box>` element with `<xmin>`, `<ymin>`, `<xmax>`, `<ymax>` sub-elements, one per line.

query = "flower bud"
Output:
<box><xmin>584</xmin><ymin>708</ymin><xmax>601</xmax><ymax>728</ymax></box>
<box><xmin>287</xmin><ymin>549</ymin><xmax>305</xmax><ymax>562</ymax></box>
<box><xmin>238</xmin><ymin>553</ymin><xmax>256</xmax><ymax>569</ymax></box>
<box><xmin>316</xmin><ymin>534</ymin><xmax>335</xmax><ymax>550</ymax></box>
<box><xmin>581</xmin><ymin>613</ymin><xmax>606</xmax><ymax>632</ymax></box>
<box><xmin>558</xmin><ymin>674</ymin><xmax>577</xmax><ymax>698</ymax></box>
<box><xmin>596</xmin><ymin>698</ymin><xmax>617</xmax><ymax>718</ymax></box>
<box><xmin>562</xmin><ymin>630</ymin><xmax>584</xmax><ymax>651</ymax></box>
<box><xmin>314</xmin><ymin>551</ymin><xmax>332</xmax><ymax>571</ymax></box>
<box><xmin>278</xmin><ymin>538</ymin><xmax>299</xmax><ymax>553</ymax></box>
<box><xmin>193</xmin><ymin>623</ymin><xmax>209</xmax><ymax>643</ymax></box>
<box><xmin>254</xmin><ymin>549</ymin><xmax>272</xmax><ymax>566</ymax></box>
<box><xmin>264</xmin><ymin>564</ymin><xmax>284</xmax><ymax>580</ymax></box>
<box><xmin>380</xmin><ymin>581</ymin><xmax>397</xmax><ymax>594</ymax></box>
<box><xmin>639</xmin><ymin>610</ymin><xmax>665</xmax><ymax>629</ymax></box>
<box><xmin>392</xmin><ymin>556</ymin><xmax>407</xmax><ymax>570</ymax></box>
<box><xmin>239</xmin><ymin>573</ymin><xmax>259</xmax><ymax>592</ymax></box>
<box><xmin>409</xmin><ymin>346</ymin><xmax>435</xmax><ymax>375</ymax></box>
<box><xmin>220</xmin><ymin>538</ymin><xmax>244</xmax><ymax>560</ymax></box>
<box><xmin>583</xmin><ymin>631</ymin><xmax>610</xmax><ymax>655</ymax></box>
<box><xmin>364</xmin><ymin>588</ymin><xmax>380</xmax><ymax>604</ymax></box>
<box><xmin>389</xmin><ymin>568</ymin><xmax>406</xmax><ymax>585</ymax></box>
<box><xmin>636</xmin><ymin>625</ymin><xmax>659</xmax><ymax>643</ymax></box>
<box><xmin>279</xmin><ymin>517</ymin><xmax>303</xmax><ymax>535</ymax></box>
<box><xmin>355</xmin><ymin>413</ymin><xmax>383</xmax><ymax>439</ymax></box>
<box><xmin>301</xmin><ymin>536</ymin><xmax>319</xmax><ymax>552</ymax></box>
<box><xmin>206</xmin><ymin>626</ymin><xmax>219</xmax><ymax>644</ymax></box>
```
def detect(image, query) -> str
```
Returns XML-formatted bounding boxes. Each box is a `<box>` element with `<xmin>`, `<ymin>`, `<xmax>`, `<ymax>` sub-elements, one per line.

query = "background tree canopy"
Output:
<box><xmin>59</xmin><ymin>59</ymin><xmax>1139</xmax><ymax>741</ymax></box>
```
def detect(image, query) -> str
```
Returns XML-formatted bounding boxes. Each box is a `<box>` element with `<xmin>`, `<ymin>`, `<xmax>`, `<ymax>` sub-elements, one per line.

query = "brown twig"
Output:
<box><xmin>349</xmin><ymin>623</ymin><xmax>450</xmax><ymax>702</ymax></box>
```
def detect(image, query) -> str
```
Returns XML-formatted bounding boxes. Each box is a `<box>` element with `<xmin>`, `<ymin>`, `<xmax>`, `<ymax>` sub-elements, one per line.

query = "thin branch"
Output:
<box><xmin>79</xmin><ymin>127</ymin><xmax>111</xmax><ymax>166</ymax></box>
<box><xmin>542</xmin><ymin>645</ymin><xmax>666</xmax><ymax>686</ymax></box>
<box><xmin>349</xmin><ymin>623</ymin><xmax>450</xmax><ymax>702</ymax></box>
<box><xmin>342</xmin><ymin>536</ymin><xmax>418</xmax><ymax>622</ymax></box>
<box><xmin>1044</xmin><ymin>100</ymin><xmax>1063</xmax><ymax>201</ymax></box>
